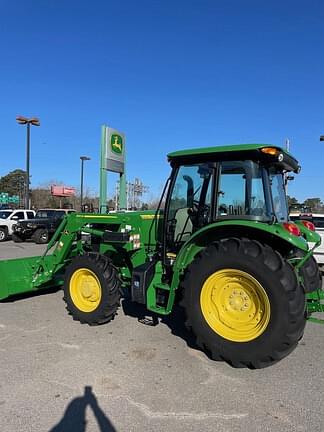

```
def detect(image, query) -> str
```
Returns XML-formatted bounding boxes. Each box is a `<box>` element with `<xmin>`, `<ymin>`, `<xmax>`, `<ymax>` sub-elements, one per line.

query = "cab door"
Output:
<box><xmin>164</xmin><ymin>163</ymin><xmax>215</xmax><ymax>254</ymax></box>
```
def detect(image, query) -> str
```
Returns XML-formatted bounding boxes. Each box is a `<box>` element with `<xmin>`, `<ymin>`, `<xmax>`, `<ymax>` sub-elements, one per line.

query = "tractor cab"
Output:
<box><xmin>163</xmin><ymin>144</ymin><xmax>300</xmax><ymax>255</ymax></box>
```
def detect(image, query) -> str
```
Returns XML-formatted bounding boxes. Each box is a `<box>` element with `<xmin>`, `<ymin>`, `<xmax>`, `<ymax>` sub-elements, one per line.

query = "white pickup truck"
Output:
<box><xmin>0</xmin><ymin>209</ymin><xmax>36</xmax><ymax>241</ymax></box>
<box><xmin>312</xmin><ymin>214</ymin><xmax>324</xmax><ymax>270</ymax></box>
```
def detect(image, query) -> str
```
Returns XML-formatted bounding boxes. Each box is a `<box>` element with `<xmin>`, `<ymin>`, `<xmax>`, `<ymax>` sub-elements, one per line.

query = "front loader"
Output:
<box><xmin>1</xmin><ymin>143</ymin><xmax>323</xmax><ymax>368</ymax></box>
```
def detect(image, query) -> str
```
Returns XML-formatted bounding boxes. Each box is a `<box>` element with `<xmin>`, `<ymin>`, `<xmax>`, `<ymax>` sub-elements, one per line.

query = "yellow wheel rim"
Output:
<box><xmin>200</xmin><ymin>269</ymin><xmax>270</xmax><ymax>342</ymax></box>
<box><xmin>69</xmin><ymin>268</ymin><xmax>102</xmax><ymax>312</ymax></box>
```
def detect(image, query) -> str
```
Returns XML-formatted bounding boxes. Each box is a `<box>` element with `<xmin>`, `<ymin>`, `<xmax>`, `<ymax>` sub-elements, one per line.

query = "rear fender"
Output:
<box><xmin>170</xmin><ymin>220</ymin><xmax>309</xmax><ymax>294</ymax></box>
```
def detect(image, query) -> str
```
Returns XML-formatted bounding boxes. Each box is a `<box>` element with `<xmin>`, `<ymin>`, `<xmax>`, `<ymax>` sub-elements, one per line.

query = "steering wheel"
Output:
<box><xmin>188</xmin><ymin>200</ymin><xmax>210</xmax><ymax>227</ymax></box>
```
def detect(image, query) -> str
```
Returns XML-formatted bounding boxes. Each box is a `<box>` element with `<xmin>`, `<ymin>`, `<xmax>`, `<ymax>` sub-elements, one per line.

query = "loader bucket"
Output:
<box><xmin>0</xmin><ymin>256</ymin><xmax>47</xmax><ymax>300</ymax></box>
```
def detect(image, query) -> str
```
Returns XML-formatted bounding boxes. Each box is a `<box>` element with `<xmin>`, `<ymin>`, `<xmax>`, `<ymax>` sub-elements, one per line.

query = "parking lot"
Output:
<box><xmin>0</xmin><ymin>241</ymin><xmax>323</xmax><ymax>432</ymax></box>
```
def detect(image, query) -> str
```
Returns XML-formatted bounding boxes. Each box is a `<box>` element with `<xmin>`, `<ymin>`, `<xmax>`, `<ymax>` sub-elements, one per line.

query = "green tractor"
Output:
<box><xmin>1</xmin><ymin>144</ymin><xmax>323</xmax><ymax>368</ymax></box>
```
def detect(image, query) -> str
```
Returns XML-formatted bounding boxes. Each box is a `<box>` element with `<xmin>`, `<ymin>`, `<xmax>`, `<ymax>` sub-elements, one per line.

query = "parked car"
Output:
<box><xmin>0</xmin><ymin>209</ymin><xmax>36</xmax><ymax>241</ymax></box>
<box><xmin>12</xmin><ymin>209</ymin><xmax>75</xmax><ymax>244</ymax></box>
<box><xmin>290</xmin><ymin>212</ymin><xmax>324</xmax><ymax>270</ymax></box>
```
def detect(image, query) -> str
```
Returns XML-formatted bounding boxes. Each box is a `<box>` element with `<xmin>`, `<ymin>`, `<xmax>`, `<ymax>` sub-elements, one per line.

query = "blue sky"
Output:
<box><xmin>0</xmin><ymin>0</ymin><xmax>323</xmax><ymax>202</ymax></box>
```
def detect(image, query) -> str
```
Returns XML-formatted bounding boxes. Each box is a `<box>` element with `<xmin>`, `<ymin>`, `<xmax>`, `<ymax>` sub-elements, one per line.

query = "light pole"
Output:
<box><xmin>80</xmin><ymin>156</ymin><xmax>91</xmax><ymax>211</ymax></box>
<box><xmin>16</xmin><ymin>116</ymin><xmax>40</xmax><ymax>209</ymax></box>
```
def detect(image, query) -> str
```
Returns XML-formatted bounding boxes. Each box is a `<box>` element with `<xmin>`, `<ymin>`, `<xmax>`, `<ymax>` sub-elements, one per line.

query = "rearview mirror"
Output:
<box><xmin>285</xmin><ymin>175</ymin><xmax>294</xmax><ymax>186</ymax></box>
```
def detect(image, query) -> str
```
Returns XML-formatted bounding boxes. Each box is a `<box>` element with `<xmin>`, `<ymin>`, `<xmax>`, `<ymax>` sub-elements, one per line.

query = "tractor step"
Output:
<box><xmin>131</xmin><ymin>260</ymin><xmax>156</xmax><ymax>304</ymax></box>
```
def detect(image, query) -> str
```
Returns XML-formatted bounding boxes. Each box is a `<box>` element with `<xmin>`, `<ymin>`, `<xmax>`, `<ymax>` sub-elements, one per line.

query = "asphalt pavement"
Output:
<box><xmin>0</xmin><ymin>241</ymin><xmax>323</xmax><ymax>432</ymax></box>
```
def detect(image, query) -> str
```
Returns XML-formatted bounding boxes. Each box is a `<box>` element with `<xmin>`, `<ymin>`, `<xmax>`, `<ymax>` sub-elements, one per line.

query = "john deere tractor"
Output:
<box><xmin>0</xmin><ymin>144</ymin><xmax>323</xmax><ymax>368</ymax></box>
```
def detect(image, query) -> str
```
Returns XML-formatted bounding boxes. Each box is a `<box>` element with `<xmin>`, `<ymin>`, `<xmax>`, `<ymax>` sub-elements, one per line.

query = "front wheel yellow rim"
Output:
<box><xmin>200</xmin><ymin>269</ymin><xmax>270</xmax><ymax>342</ymax></box>
<box><xmin>69</xmin><ymin>268</ymin><xmax>102</xmax><ymax>312</ymax></box>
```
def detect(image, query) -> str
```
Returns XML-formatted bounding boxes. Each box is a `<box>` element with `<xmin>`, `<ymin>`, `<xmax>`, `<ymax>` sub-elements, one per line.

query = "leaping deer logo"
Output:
<box><xmin>111</xmin><ymin>135</ymin><xmax>123</xmax><ymax>153</ymax></box>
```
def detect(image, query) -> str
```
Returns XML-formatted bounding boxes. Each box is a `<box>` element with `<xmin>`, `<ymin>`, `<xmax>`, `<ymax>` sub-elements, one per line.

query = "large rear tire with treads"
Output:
<box><xmin>181</xmin><ymin>238</ymin><xmax>306</xmax><ymax>368</ymax></box>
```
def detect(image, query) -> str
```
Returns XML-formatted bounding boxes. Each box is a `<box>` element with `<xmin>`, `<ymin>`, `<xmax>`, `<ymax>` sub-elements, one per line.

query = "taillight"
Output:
<box><xmin>283</xmin><ymin>222</ymin><xmax>301</xmax><ymax>236</ymax></box>
<box><xmin>301</xmin><ymin>220</ymin><xmax>315</xmax><ymax>231</ymax></box>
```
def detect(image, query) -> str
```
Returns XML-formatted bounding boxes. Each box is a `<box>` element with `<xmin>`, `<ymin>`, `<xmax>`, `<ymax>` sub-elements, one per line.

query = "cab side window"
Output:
<box><xmin>217</xmin><ymin>161</ymin><xmax>267</xmax><ymax>218</ymax></box>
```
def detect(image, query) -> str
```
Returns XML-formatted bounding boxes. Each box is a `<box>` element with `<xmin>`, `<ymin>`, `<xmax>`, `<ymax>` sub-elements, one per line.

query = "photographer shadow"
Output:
<box><xmin>49</xmin><ymin>386</ymin><xmax>116</xmax><ymax>432</ymax></box>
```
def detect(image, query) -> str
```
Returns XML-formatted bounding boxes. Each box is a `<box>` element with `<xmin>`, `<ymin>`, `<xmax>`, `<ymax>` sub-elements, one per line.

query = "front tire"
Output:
<box><xmin>12</xmin><ymin>233</ymin><xmax>24</xmax><ymax>243</ymax></box>
<box><xmin>63</xmin><ymin>253</ymin><xmax>121</xmax><ymax>325</ymax></box>
<box><xmin>33</xmin><ymin>228</ymin><xmax>49</xmax><ymax>244</ymax></box>
<box><xmin>0</xmin><ymin>227</ymin><xmax>8</xmax><ymax>242</ymax></box>
<box><xmin>181</xmin><ymin>238</ymin><xmax>306</xmax><ymax>368</ymax></box>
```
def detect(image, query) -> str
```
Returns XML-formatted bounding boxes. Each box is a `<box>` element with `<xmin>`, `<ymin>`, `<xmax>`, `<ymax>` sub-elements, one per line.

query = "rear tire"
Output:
<box><xmin>63</xmin><ymin>253</ymin><xmax>121</xmax><ymax>325</ymax></box>
<box><xmin>0</xmin><ymin>227</ymin><xmax>8</xmax><ymax>242</ymax></box>
<box><xmin>33</xmin><ymin>228</ymin><xmax>49</xmax><ymax>244</ymax></box>
<box><xmin>181</xmin><ymin>238</ymin><xmax>306</xmax><ymax>368</ymax></box>
<box><xmin>12</xmin><ymin>233</ymin><xmax>24</xmax><ymax>243</ymax></box>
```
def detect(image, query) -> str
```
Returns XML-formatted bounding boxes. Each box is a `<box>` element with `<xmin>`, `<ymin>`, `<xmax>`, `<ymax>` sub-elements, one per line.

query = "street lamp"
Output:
<box><xmin>320</xmin><ymin>135</ymin><xmax>324</xmax><ymax>141</ymax></box>
<box><xmin>16</xmin><ymin>115</ymin><xmax>40</xmax><ymax>209</ymax></box>
<box><xmin>80</xmin><ymin>156</ymin><xmax>91</xmax><ymax>211</ymax></box>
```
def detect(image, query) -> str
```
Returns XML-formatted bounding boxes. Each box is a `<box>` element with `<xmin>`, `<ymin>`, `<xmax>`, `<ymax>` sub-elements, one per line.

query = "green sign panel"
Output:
<box><xmin>105</xmin><ymin>127</ymin><xmax>125</xmax><ymax>174</ymax></box>
<box><xmin>0</xmin><ymin>193</ymin><xmax>19</xmax><ymax>204</ymax></box>
<box><xmin>0</xmin><ymin>193</ymin><xmax>9</xmax><ymax>204</ymax></box>
<box><xmin>9</xmin><ymin>195</ymin><xmax>19</xmax><ymax>204</ymax></box>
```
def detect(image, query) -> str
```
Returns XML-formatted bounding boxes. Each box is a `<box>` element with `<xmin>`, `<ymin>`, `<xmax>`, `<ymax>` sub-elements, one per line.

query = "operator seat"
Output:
<box><xmin>173</xmin><ymin>208</ymin><xmax>193</xmax><ymax>243</ymax></box>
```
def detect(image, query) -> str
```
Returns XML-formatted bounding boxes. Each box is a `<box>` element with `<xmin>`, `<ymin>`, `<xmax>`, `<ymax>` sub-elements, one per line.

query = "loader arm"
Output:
<box><xmin>32</xmin><ymin>214</ymin><xmax>111</xmax><ymax>287</ymax></box>
<box><xmin>0</xmin><ymin>214</ymin><xmax>114</xmax><ymax>299</ymax></box>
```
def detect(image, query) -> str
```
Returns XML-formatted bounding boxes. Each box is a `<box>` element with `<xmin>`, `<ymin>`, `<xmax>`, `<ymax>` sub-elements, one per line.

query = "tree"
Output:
<box><xmin>304</xmin><ymin>198</ymin><xmax>322</xmax><ymax>212</ymax></box>
<box><xmin>0</xmin><ymin>169</ymin><xmax>26</xmax><ymax>197</ymax></box>
<box><xmin>287</xmin><ymin>196</ymin><xmax>298</xmax><ymax>206</ymax></box>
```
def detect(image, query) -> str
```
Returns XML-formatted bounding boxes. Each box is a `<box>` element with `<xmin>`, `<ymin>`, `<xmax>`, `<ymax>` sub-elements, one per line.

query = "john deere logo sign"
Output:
<box><xmin>105</xmin><ymin>127</ymin><xmax>125</xmax><ymax>174</ymax></box>
<box><xmin>111</xmin><ymin>134</ymin><xmax>123</xmax><ymax>155</ymax></box>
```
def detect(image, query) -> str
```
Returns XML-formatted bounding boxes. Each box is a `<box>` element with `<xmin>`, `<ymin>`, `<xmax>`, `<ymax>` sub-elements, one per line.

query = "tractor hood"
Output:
<box><xmin>88</xmin><ymin>210</ymin><xmax>160</xmax><ymax>223</ymax></box>
<box><xmin>103</xmin><ymin>209</ymin><xmax>162</xmax><ymax>229</ymax></box>
<box><xmin>74</xmin><ymin>210</ymin><xmax>162</xmax><ymax>247</ymax></box>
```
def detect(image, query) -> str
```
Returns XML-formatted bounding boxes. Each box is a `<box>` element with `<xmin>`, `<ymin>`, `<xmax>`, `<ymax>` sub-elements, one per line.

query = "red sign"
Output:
<box><xmin>51</xmin><ymin>185</ymin><xmax>76</xmax><ymax>197</ymax></box>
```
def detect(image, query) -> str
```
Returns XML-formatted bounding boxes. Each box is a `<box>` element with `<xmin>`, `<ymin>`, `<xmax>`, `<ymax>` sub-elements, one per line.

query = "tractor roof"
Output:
<box><xmin>167</xmin><ymin>144</ymin><xmax>300</xmax><ymax>172</ymax></box>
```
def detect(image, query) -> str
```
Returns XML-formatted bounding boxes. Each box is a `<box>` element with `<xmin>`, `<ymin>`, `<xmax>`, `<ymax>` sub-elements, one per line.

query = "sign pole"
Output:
<box><xmin>99</xmin><ymin>125</ymin><xmax>107</xmax><ymax>213</ymax></box>
<box><xmin>119</xmin><ymin>173</ymin><xmax>127</xmax><ymax>209</ymax></box>
<box><xmin>119</xmin><ymin>136</ymin><xmax>127</xmax><ymax>209</ymax></box>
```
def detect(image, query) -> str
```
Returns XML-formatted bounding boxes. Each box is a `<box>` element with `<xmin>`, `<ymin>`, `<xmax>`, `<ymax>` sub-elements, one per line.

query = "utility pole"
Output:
<box><xmin>126</xmin><ymin>178</ymin><xmax>149</xmax><ymax>210</ymax></box>
<box><xmin>16</xmin><ymin>116</ymin><xmax>40</xmax><ymax>209</ymax></box>
<box><xmin>80</xmin><ymin>156</ymin><xmax>91</xmax><ymax>211</ymax></box>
